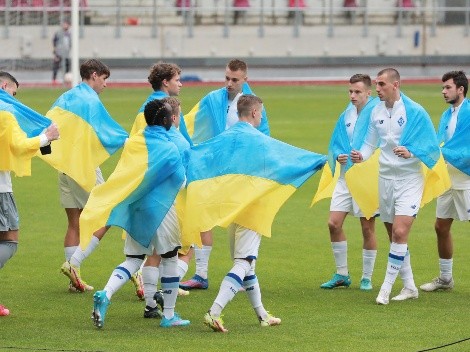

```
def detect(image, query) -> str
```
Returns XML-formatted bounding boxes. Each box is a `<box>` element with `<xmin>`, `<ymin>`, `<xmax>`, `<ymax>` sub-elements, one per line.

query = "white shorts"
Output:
<box><xmin>124</xmin><ymin>205</ymin><xmax>181</xmax><ymax>256</ymax></box>
<box><xmin>330</xmin><ymin>178</ymin><xmax>364</xmax><ymax>217</ymax></box>
<box><xmin>379</xmin><ymin>175</ymin><xmax>423</xmax><ymax>223</ymax></box>
<box><xmin>436</xmin><ymin>188</ymin><xmax>470</xmax><ymax>221</ymax></box>
<box><xmin>227</xmin><ymin>223</ymin><xmax>261</xmax><ymax>260</ymax></box>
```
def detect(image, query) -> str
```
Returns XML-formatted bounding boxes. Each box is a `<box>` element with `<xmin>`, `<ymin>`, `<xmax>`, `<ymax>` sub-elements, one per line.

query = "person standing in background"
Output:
<box><xmin>52</xmin><ymin>20</ymin><xmax>71</xmax><ymax>84</ymax></box>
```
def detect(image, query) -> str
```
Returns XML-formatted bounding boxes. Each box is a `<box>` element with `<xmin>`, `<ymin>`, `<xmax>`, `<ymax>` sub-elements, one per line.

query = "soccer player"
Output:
<box><xmin>91</xmin><ymin>99</ymin><xmax>190</xmax><ymax>329</ymax></box>
<box><xmin>201</xmin><ymin>95</ymin><xmax>280</xmax><ymax>332</ymax></box>
<box><xmin>0</xmin><ymin>71</ymin><xmax>59</xmax><ymax>316</ymax></box>
<box><xmin>351</xmin><ymin>68</ymin><xmax>441</xmax><ymax>305</ymax></box>
<box><xmin>141</xmin><ymin>96</ymin><xmax>192</xmax><ymax>320</ymax></box>
<box><xmin>420</xmin><ymin>71</ymin><xmax>470</xmax><ymax>292</ymax></box>
<box><xmin>179</xmin><ymin>58</ymin><xmax>270</xmax><ymax>291</ymax></box>
<box><xmin>320</xmin><ymin>74</ymin><xmax>379</xmax><ymax>291</ymax></box>
<box><xmin>52</xmin><ymin>59</ymin><xmax>128</xmax><ymax>293</ymax></box>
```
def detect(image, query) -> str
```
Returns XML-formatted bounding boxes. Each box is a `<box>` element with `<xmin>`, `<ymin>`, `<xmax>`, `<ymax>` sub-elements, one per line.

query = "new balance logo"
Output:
<box><xmin>114</xmin><ymin>274</ymin><xmax>123</xmax><ymax>280</ymax></box>
<box><xmin>246</xmin><ymin>286</ymin><xmax>254</xmax><ymax>291</ymax></box>
<box><xmin>163</xmin><ymin>289</ymin><xmax>172</xmax><ymax>294</ymax></box>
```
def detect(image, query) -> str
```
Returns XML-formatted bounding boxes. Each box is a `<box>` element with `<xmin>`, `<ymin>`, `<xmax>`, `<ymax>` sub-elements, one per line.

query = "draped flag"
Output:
<box><xmin>183</xmin><ymin>122</ymin><xmax>327</xmax><ymax>241</ymax></box>
<box><xmin>312</xmin><ymin>97</ymin><xmax>379</xmax><ymax>206</ymax></box>
<box><xmin>346</xmin><ymin>93</ymin><xmax>450</xmax><ymax>218</ymax></box>
<box><xmin>436</xmin><ymin>98</ymin><xmax>470</xmax><ymax>177</ymax></box>
<box><xmin>80</xmin><ymin>126</ymin><xmax>186</xmax><ymax>249</ymax></box>
<box><xmin>180</xmin><ymin>82</ymin><xmax>270</xmax><ymax>144</ymax></box>
<box><xmin>39</xmin><ymin>83</ymin><xmax>128</xmax><ymax>192</ymax></box>
<box><xmin>0</xmin><ymin>90</ymin><xmax>51</xmax><ymax>176</ymax></box>
<box><xmin>129</xmin><ymin>91</ymin><xmax>168</xmax><ymax>136</ymax></box>
<box><xmin>129</xmin><ymin>91</ymin><xmax>193</xmax><ymax>144</ymax></box>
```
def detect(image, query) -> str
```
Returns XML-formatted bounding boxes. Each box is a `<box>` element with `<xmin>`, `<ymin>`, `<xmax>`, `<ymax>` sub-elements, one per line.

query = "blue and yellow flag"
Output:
<box><xmin>183</xmin><ymin>122</ymin><xmax>326</xmax><ymax>241</ymax></box>
<box><xmin>346</xmin><ymin>93</ymin><xmax>450</xmax><ymax>217</ymax></box>
<box><xmin>130</xmin><ymin>91</ymin><xmax>193</xmax><ymax>144</ymax></box>
<box><xmin>130</xmin><ymin>91</ymin><xmax>168</xmax><ymax>136</ymax></box>
<box><xmin>180</xmin><ymin>82</ymin><xmax>270</xmax><ymax>144</ymax></box>
<box><xmin>437</xmin><ymin>98</ymin><xmax>470</xmax><ymax>177</ymax></box>
<box><xmin>80</xmin><ymin>125</ymin><xmax>186</xmax><ymax>249</ymax></box>
<box><xmin>39</xmin><ymin>83</ymin><xmax>128</xmax><ymax>192</ymax></box>
<box><xmin>0</xmin><ymin>90</ymin><xmax>51</xmax><ymax>176</ymax></box>
<box><xmin>312</xmin><ymin>97</ymin><xmax>379</xmax><ymax>205</ymax></box>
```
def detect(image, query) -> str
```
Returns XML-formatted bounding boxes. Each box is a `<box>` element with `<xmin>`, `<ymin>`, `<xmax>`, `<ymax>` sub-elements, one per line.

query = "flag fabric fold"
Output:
<box><xmin>436</xmin><ymin>98</ymin><xmax>470</xmax><ymax>177</ymax></box>
<box><xmin>79</xmin><ymin>126</ymin><xmax>186</xmax><ymax>249</ymax></box>
<box><xmin>183</xmin><ymin>122</ymin><xmax>326</xmax><ymax>241</ymax></box>
<box><xmin>312</xmin><ymin>97</ymin><xmax>379</xmax><ymax>206</ymax></box>
<box><xmin>180</xmin><ymin>82</ymin><xmax>270</xmax><ymax>144</ymax></box>
<box><xmin>39</xmin><ymin>83</ymin><xmax>128</xmax><ymax>192</ymax></box>
<box><xmin>0</xmin><ymin>90</ymin><xmax>51</xmax><ymax>176</ymax></box>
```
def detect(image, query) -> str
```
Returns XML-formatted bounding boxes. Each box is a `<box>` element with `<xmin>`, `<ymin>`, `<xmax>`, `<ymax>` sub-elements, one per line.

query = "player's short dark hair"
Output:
<box><xmin>442</xmin><ymin>70</ymin><xmax>468</xmax><ymax>97</ymax></box>
<box><xmin>0</xmin><ymin>71</ymin><xmax>19</xmax><ymax>88</ymax></box>
<box><xmin>227</xmin><ymin>59</ymin><xmax>247</xmax><ymax>73</ymax></box>
<box><xmin>377</xmin><ymin>68</ymin><xmax>400</xmax><ymax>82</ymax></box>
<box><xmin>350</xmin><ymin>74</ymin><xmax>371</xmax><ymax>87</ymax></box>
<box><xmin>80</xmin><ymin>59</ymin><xmax>110</xmax><ymax>80</ymax></box>
<box><xmin>237</xmin><ymin>94</ymin><xmax>262</xmax><ymax>117</ymax></box>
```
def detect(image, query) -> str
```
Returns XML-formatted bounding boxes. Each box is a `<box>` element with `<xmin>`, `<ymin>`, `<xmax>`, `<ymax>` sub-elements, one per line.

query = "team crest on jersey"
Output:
<box><xmin>398</xmin><ymin>117</ymin><xmax>405</xmax><ymax>127</ymax></box>
<box><xmin>346</xmin><ymin>123</ymin><xmax>351</xmax><ymax>127</ymax></box>
<box><xmin>379</xmin><ymin>120</ymin><xmax>384</xmax><ymax>124</ymax></box>
<box><xmin>411</xmin><ymin>205</ymin><xmax>417</xmax><ymax>209</ymax></box>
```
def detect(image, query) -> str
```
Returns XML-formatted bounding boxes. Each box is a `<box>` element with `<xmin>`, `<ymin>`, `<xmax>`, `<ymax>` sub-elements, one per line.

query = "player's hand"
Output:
<box><xmin>45</xmin><ymin>123</ymin><xmax>59</xmax><ymax>142</ymax></box>
<box><xmin>337</xmin><ymin>154</ymin><xmax>348</xmax><ymax>165</ymax></box>
<box><xmin>350</xmin><ymin>150</ymin><xmax>363</xmax><ymax>163</ymax></box>
<box><xmin>393</xmin><ymin>146</ymin><xmax>411</xmax><ymax>159</ymax></box>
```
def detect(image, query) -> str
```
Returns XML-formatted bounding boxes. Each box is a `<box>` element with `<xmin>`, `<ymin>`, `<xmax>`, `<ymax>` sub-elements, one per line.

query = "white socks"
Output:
<box><xmin>104</xmin><ymin>257</ymin><xmax>143</xmax><ymax>300</ymax></box>
<box><xmin>70</xmin><ymin>236</ymin><xmax>100</xmax><ymax>268</ymax></box>
<box><xmin>211</xmin><ymin>259</ymin><xmax>251</xmax><ymax>317</ymax></box>
<box><xmin>439</xmin><ymin>258</ymin><xmax>453</xmax><ymax>281</ymax></box>
<box><xmin>332</xmin><ymin>241</ymin><xmax>348</xmax><ymax>276</ymax></box>
<box><xmin>160</xmin><ymin>256</ymin><xmax>179</xmax><ymax>319</ymax></box>
<box><xmin>399</xmin><ymin>250</ymin><xmax>417</xmax><ymax>290</ymax></box>
<box><xmin>381</xmin><ymin>242</ymin><xmax>407</xmax><ymax>292</ymax></box>
<box><xmin>195</xmin><ymin>245</ymin><xmax>212</xmax><ymax>279</ymax></box>
<box><xmin>362</xmin><ymin>249</ymin><xmax>377</xmax><ymax>280</ymax></box>
<box><xmin>64</xmin><ymin>246</ymin><xmax>78</xmax><ymax>262</ymax></box>
<box><xmin>177</xmin><ymin>258</ymin><xmax>188</xmax><ymax>281</ymax></box>
<box><xmin>142</xmin><ymin>266</ymin><xmax>159</xmax><ymax>308</ymax></box>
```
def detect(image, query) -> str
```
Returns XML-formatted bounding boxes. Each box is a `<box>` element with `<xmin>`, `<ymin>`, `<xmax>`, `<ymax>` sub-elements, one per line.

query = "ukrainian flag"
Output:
<box><xmin>312</xmin><ymin>97</ymin><xmax>379</xmax><ymax>206</ymax></box>
<box><xmin>130</xmin><ymin>91</ymin><xmax>193</xmax><ymax>145</ymax></box>
<box><xmin>129</xmin><ymin>91</ymin><xmax>168</xmax><ymax>136</ymax></box>
<box><xmin>0</xmin><ymin>90</ymin><xmax>51</xmax><ymax>176</ymax></box>
<box><xmin>180</xmin><ymin>83</ymin><xmax>270</xmax><ymax>144</ymax></box>
<box><xmin>346</xmin><ymin>93</ymin><xmax>450</xmax><ymax>217</ymax></box>
<box><xmin>437</xmin><ymin>98</ymin><xmax>470</xmax><ymax>177</ymax></box>
<box><xmin>39</xmin><ymin>83</ymin><xmax>128</xmax><ymax>192</ymax></box>
<box><xmin>183</xmin><ymin>122</ymin><xmax>327</xmax><ymax>240</ymax></box>
<box><xmin>80</xmin><ymin>125</ymin><xmax>186</xmax><ymax>249</ymax></box>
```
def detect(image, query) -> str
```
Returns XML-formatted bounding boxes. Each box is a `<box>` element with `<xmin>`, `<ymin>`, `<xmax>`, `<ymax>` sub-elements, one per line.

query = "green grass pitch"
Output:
<box><xmin>1</xmin><ymin>83</ymin><xmax>469</xmax><ymax>352</ymax></box>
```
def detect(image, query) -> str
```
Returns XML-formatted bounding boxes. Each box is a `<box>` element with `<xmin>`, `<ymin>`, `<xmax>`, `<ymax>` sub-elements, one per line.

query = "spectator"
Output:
<box><xmin>233</xmin><ymin>0</ymin><xmax>250</xmax><ymax>25</ymax></box>
<box><xmin>52</xmin><ymin>20</ymin><xmax>71</xmax><ymax>84</ymax></box>
<box><xmin>343</xmin><ymin>0</ymin><xmax>358</xmax><ymax>24</ymax></box>
<box><xmin>395</xmin><ymin>0</ymin><xmax>416</xmax><ymax>23</ymax></box>
<box><xmin>287</xmin><ymin>0</ymin><xmax>306</xmax><ymax>25</ymax></box>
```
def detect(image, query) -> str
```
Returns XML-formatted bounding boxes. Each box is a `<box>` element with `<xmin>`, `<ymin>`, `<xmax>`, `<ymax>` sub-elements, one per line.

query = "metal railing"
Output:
<box><xmin>1</xmin><ymin>0</ymin><xmax>469</xmax><ymax>39</ymax></box>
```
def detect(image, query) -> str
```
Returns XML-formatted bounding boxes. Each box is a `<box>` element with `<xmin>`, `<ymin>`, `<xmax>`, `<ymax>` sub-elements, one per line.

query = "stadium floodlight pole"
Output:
<box><xmin>71</xmin><ymin>0</ymin><xmax>80</xmax><ymax>87</ymax></box>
